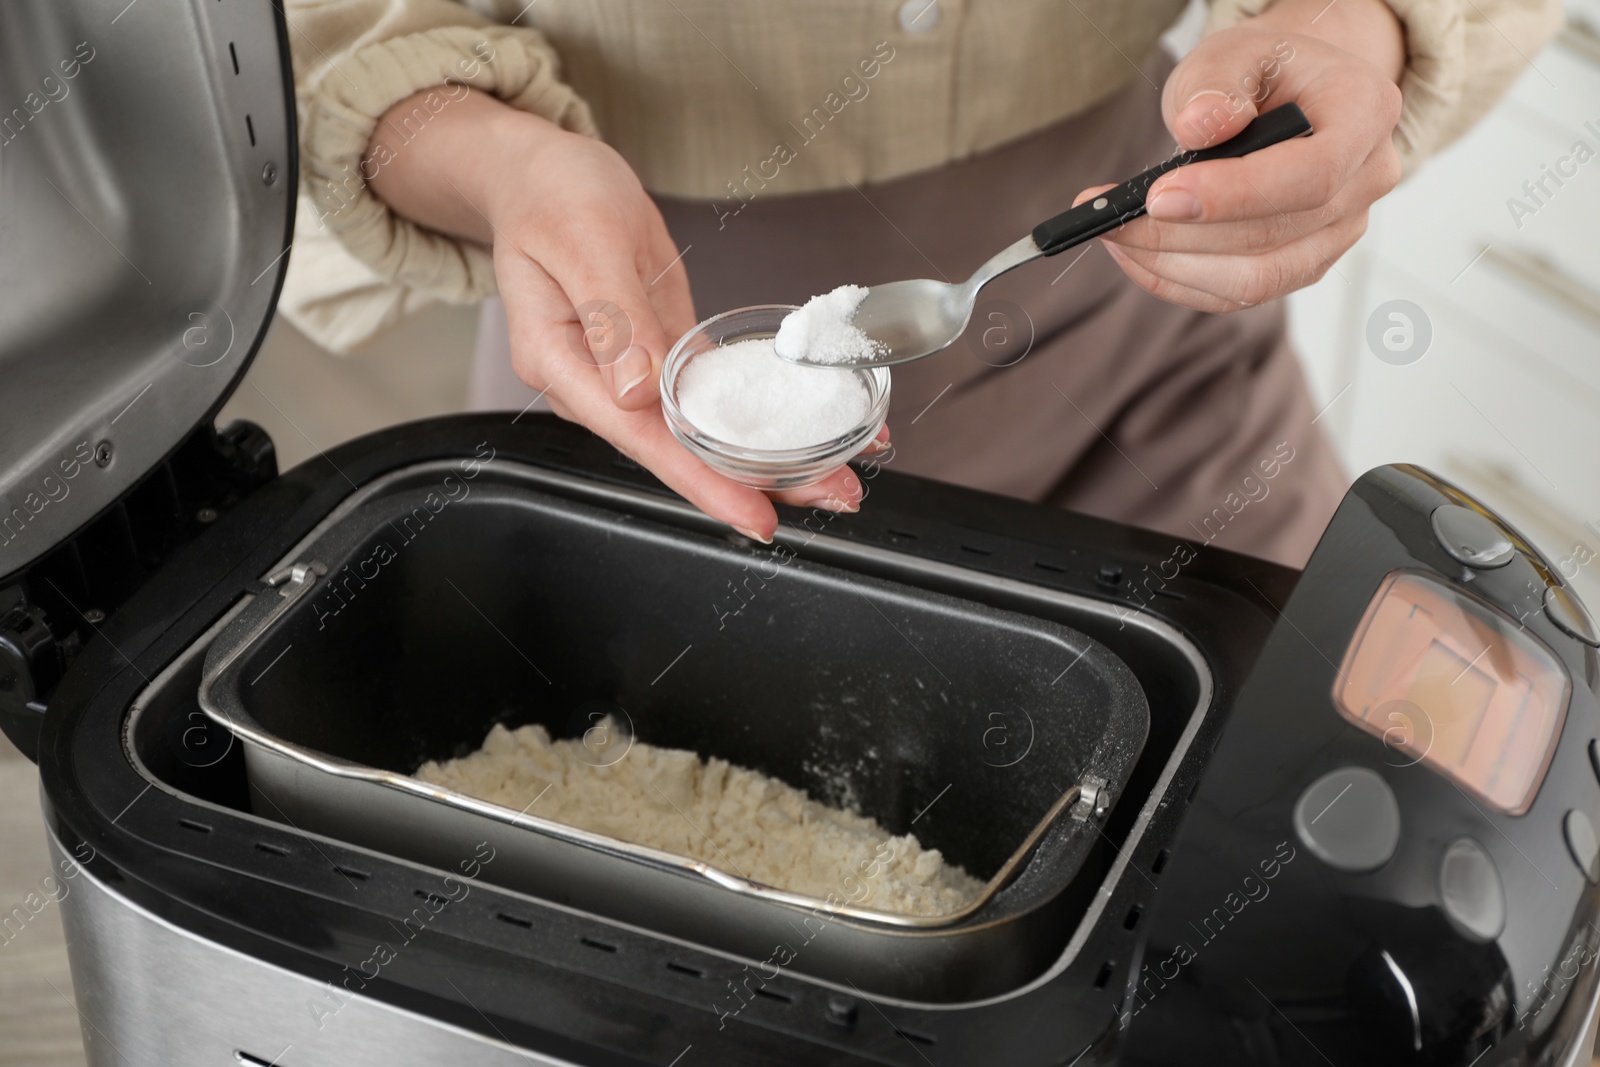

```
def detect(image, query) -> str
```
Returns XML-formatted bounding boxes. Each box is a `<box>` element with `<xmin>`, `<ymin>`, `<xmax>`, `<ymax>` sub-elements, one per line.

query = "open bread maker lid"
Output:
<box><xmin>0</xmin><ymin>0</ymin><xmax>295</xmax><ymax>578</ymax></box>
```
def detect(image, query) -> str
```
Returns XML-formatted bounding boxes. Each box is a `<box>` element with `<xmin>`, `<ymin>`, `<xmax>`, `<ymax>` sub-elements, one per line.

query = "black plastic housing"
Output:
<box><xmin>39</xmin><ymin>413</ymin><xmax>1286</xmax><ymax>1066</ymax></box>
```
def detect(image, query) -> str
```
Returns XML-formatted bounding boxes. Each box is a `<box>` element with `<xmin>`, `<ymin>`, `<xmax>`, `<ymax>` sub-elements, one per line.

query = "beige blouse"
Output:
<box><xmin>279</xmin><ymin>0</ymin><xmax>1564</xmax><ymax>352</ymax></box>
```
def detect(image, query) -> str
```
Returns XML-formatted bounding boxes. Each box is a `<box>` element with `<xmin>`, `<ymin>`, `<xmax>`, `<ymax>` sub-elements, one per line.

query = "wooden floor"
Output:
<box><xmin>0</xmin><ymin>730</ymin><xmax>86</xmax><ymax>1067</ymax></box>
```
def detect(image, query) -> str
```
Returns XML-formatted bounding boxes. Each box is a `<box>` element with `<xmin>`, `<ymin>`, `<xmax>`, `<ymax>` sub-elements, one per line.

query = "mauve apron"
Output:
<box><xmin>469</xmin><ymin>48</ymin><xmax>1346</xmax><ymax>568</ymax></box>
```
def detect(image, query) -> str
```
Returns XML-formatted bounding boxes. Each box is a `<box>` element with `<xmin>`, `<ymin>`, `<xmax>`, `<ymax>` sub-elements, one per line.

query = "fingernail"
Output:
<box><xmin>1178</xmin><ymin>91</ymin><xmax>1244</xmax><ymax>149</ymax></box>
<box><xmin>817</xmin><ymin>470</ymin><xmax>865</xmax><ymax>512</ymax></box>
<box><xmin>1178</xmin><ymin>90</ymin><xmax>1232</xmax><ymax>130</ymax></box>
<box><xmin>733</xmin><ymin>525</ymin><xmax>772</xmax><ymax>544</ymax></box>
<box><xmin>1180</xmin><ymin>89</ymin><xmax>1229</xmax><ymax>110</ymax></box>
<box><xmin>1148</xmin><ymin>189</ymin><xmax>1201</xmax><ymax>221</ymax></box>
<box><xmin>613</xmin><ymin>345</ymin><xmax>652</xmax><ymax>400</ymax></box>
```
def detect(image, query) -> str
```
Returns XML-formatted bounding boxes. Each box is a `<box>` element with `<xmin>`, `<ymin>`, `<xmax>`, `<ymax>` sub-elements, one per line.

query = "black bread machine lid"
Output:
<box><xmin>0</xmin><ymin>0</ymin><xmax>296</xmax><ymax>578</ymax></box>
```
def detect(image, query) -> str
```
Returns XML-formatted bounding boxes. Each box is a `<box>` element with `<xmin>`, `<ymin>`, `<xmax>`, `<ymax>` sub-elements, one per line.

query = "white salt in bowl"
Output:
<box><xmin>662</xmin><ymin>305</ymin><xmax>890</xmax><ymax>491</ymax></box>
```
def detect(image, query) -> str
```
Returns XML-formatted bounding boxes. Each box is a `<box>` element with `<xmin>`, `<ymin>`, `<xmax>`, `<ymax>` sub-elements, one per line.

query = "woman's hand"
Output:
<box><xmin>365</xmin><ymin>89</ymin><xmax>873</xmax><ymax>541</ymax></box>
<box><xmin>1078</xmin><ymin>0</ymin><xmax>1406</xmax><ymax>313</ymax></box>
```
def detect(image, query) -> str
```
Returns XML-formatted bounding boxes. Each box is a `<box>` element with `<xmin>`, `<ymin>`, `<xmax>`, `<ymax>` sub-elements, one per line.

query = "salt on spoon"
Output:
<box><xmin>676</xmin><ymin>337</ymin><xmax>869</xmax><ymax>451</ymax></box>
<box><xmin>774</xmin><ymin>285</ymin><xmax>883</xmax><ymax>365</ymax></box>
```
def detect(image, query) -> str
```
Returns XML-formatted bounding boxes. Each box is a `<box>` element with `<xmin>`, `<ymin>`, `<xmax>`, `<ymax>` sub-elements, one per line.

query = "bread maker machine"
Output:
<box><xmin>3</xmin><ymin>2</ymin><xmax>1600</xmax><ymax>1064</ymax></box>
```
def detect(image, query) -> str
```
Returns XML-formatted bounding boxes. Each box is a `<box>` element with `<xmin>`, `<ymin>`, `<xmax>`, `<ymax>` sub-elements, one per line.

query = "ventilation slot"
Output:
<box><xmin>228</xmin><ymin>42</ymin><xmax>239</xmax><ymax>75</ymax></box>
<box><xmin>612</xmin><ymin>458</ymin><xmax>640</xmax><ymax>471</ymax></box>
<box><xmin>1152</xmin><ymin>849</ymin><xmax>1171</xmax><ymax>875</ymax></box>
<box><xmin>414</xmin><ymin>890</ymin><xmax>451</xmax><ymax>908</ymax></box>
<box><xmin>1153</xmin><ymin>587</ymin><xmax>1186</xmax><ymax>601</ymax></box>
<box><xmin>235</xmin><ymin>1052</ymin><xmax>283</xmax><ymax>1067</ymax></box>
<box><xmin>253</xmin><ymin>841</ymin><xmax>290</xmax><ymax>857</ymax></box>
<box><xmin>886</xmin><ymin>528</ymin><xmax>918</xmax><ymax>540</ymax></box>
<box><xmin>1093</xmin><ymin>961</ymin><xmax>1115</xmax><ymax>989</ymax></box>
<box><xmin>894</xmin><ymin>1027</ymin><xmax>936</xmax><ymax>1045</ymax></box>
<box><xmin>332</xmin><ymin>865</ymin><xmax>370</xmax><ymax>882</ymax></box>
<box><xmin>580</xmin><ymin>936</ymin><xmax>618</xmax><ymax>954</ymax></box>
<box><xmin>666</xmin><ymin>961</ymin><xmax>704</xmax><ymax>978</ymax></box>
<box><xmin>178</xmin><ymin>818</ymin><xmax>212</xmax><ymax>834</ymax></box>
<box><xmin>543</xmin><ymin>444</ymin><xmax>572</xmax><ymax>455</ymax></box>
<box><xmin>495</xmin><ymin>912</ymin><xmax>534</xmax><ymax>929</ymax></box>
<box><xmin>959</xmin><ymin>545</ymin><xmax>992</xmax><ymax>556</ymax></box>
<box><xmin>1123</xmin><ymin>905</ymin><xmax>1143</xmax><ymax>931</ymax></box>
<box><xmin>1033</xmin><ymin>560</ymin><xmax>1066</xmax><ymax>573</ymax></box>
<box><xmin>754</xmin><ymin>987</ymin><xmax>792</xmax><ymax>1004</ymax></box>
<box><xmin>245</xmin><ymin>114</ymin><xmax>256</xmax><ymax>147</ymax></box>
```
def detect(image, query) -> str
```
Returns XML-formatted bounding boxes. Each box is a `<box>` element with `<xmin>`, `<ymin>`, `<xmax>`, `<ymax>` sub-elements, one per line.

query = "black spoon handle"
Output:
<box><xmin>1030</xmin><ymin>102</ymin><xmax>1313</xmax><ymax>257</ymax></box>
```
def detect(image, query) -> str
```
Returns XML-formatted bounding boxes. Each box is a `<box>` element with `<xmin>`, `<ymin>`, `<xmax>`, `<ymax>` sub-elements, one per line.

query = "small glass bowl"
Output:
<box><xmin>661</xmin><ymin>305</ymin><xmax>891</xmax><ymax>491</ymax></box>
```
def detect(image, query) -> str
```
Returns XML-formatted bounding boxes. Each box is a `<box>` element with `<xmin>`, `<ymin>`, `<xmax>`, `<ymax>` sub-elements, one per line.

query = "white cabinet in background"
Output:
<box><xmin>1288</xmin><ymin>4</ymin><xmax>1600</xmax><ymax>607</ymax></box>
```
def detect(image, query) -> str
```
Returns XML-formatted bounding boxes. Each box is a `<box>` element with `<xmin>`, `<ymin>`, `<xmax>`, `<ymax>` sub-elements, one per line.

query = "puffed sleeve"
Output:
<box><xmin>280</xmin><ymin>0</ymin><xmax>595</xmax><ymax>351</ymax></box>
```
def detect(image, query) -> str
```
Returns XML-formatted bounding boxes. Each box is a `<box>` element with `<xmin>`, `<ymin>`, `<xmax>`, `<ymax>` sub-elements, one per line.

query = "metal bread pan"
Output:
<box><xmin>199</xmin><ymin>461</ymin><xmax>1149</xmax><ymax>1001</ymax></box>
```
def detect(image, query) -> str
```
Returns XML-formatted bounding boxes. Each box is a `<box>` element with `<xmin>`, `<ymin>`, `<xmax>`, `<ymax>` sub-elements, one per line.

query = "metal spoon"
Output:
<box><xmin>777</xmin><ymin>103</ymin><xmax>1314</xmax><ymax>369</ymax></box>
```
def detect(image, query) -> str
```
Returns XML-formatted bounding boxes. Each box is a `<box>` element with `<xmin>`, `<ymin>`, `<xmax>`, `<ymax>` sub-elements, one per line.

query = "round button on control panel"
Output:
<box><xmin>1566</xmin><ymin>810</ymin><xmax>1600</xmax><ymax>884</ymax></box>
<box><xmin>1431</xmin><ymin>505</ymin><xmax>1515</xmax><ymax>569</ymax></box>
<box><xmin>1438</xmin><ymin>837</ymin><xmax>1505</xmax><ymax>942</ymax></box>
<box><xmin>1546</xmin><ymin>584</ymin><xmax>1600</xmax><ymax>647</ymax></box>
<box><xmin>1294</xmin><ymin>766</ymin><xmax>1401</xmax><ymax>874</ymax></box>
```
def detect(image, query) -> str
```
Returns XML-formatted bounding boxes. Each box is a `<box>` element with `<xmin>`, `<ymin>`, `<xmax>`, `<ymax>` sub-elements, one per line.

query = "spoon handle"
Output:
<box><xmin>1030</xmin><ymin>103</ymin><xmax>1313</xmax><ymax>257</ymax></box>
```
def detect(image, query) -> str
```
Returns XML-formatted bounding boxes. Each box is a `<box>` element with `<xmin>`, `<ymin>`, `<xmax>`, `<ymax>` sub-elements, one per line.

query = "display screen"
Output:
<box><xmin>1332</xmin><ymin>571</ymin><xmax>1570</xmax><ymax>814</ymax></box>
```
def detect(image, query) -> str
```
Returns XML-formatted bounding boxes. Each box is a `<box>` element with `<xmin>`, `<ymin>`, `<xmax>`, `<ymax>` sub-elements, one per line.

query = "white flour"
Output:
<box><xmin>676</xmin><ymin>337</ymin><xmax>868</xmax><ymax>450</ymax></box>
<box><xmin>774</xmin><ymin>284</ymin><xmax>882</xmax><ymax>365</ymax></box>
<box><xmin>416</xmin><ymin>721</ymin><xmax>982</xmax><ymax>916</ymax></box>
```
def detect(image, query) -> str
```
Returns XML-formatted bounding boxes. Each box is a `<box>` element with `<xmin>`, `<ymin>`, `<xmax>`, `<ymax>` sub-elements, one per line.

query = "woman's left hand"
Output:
<box><xmin>1078</xmin><ymin>0</ymin><xmax>1406</xmax><ymax>313</ymax></box>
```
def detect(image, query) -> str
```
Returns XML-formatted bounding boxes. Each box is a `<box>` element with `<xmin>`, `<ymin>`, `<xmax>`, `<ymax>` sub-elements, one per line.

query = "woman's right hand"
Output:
<box><xmin>364</xmin><ymin>88</ymin><xmax>876</xmax><ymax>541</ymax></box>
